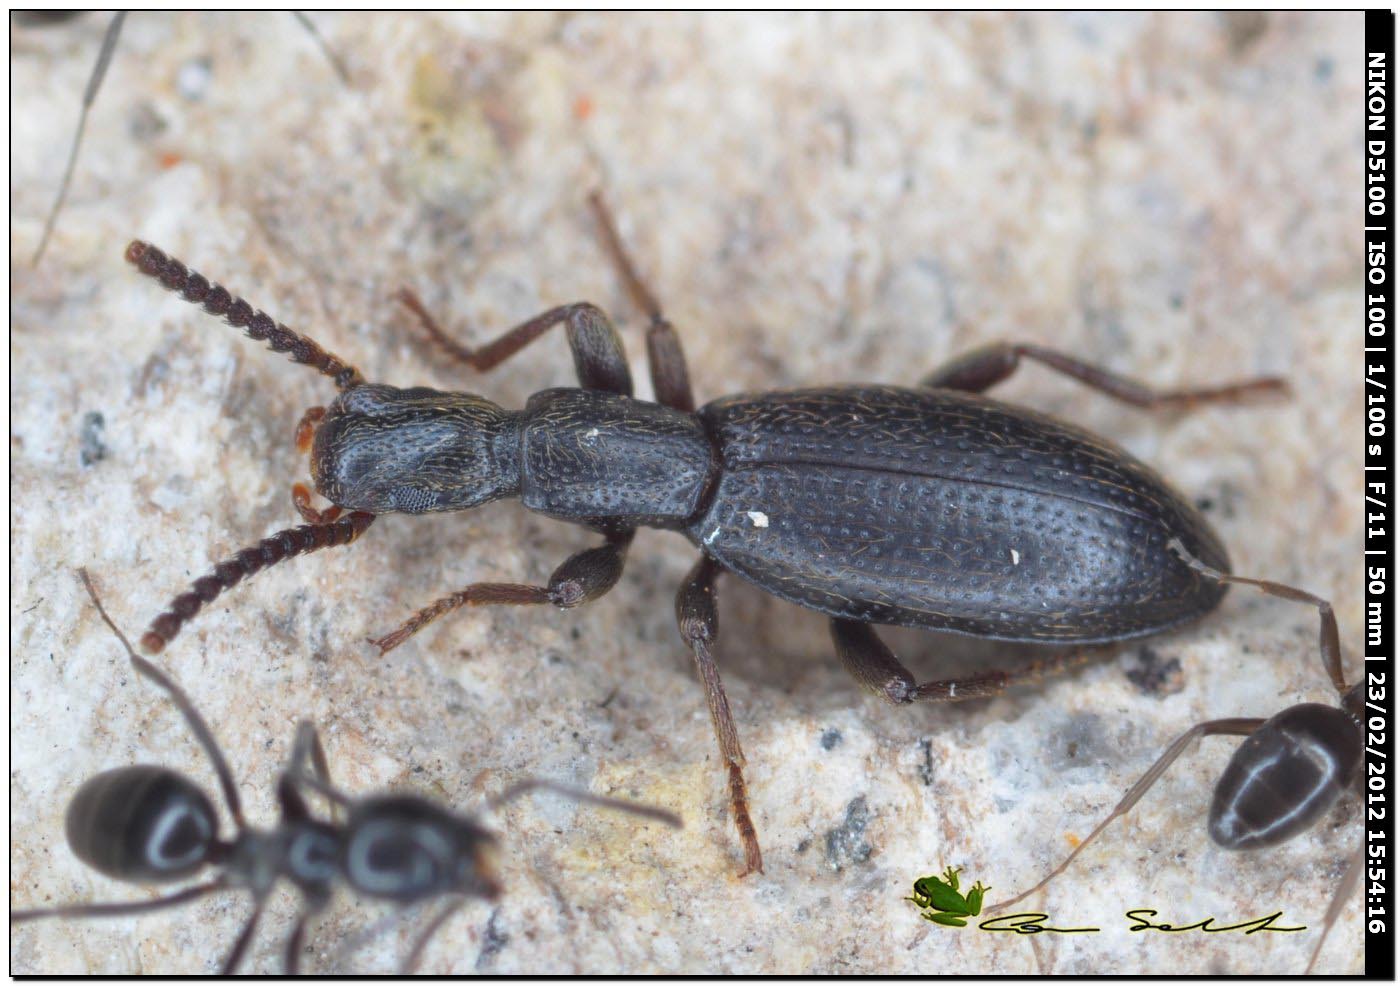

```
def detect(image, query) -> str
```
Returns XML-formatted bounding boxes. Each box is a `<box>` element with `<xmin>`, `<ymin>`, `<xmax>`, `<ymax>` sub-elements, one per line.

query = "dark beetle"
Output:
<box><xmin>11</xmin><ymin>571</ymin><xmax>678</xmax><ymax>974</ymax></box>
<box><xmin>989</xmin><ymin>542</ymin><xmax>1363</xmax><ymax>974</ymax></box>
<box><xmin>125</xmin><ymin>194</ymin><xmax>1284</xmax><ymax>875</ymax></box>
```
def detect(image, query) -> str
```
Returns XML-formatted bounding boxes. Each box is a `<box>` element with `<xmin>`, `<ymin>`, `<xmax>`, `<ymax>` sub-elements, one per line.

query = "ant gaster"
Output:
<box><xmin>988</xmin><ymin>541</ymin><xmax>1363</xmax><ymax>974</ymax></box>
<box><xmin>10</xmin><ymin>570</ymin><xmax>679</xmax><ymax>974</ymax></box>
<box><xmin>124</xmin><ymin>194</ymin><xmax>1285</xmax><ymax>875</ymax></box>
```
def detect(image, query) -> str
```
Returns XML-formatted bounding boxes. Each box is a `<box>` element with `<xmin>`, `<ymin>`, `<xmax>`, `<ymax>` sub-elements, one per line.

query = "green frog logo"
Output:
<box><xmin>907</xmin><ymin>866</ymin><xmax>989</xmax><ymax>927</ymax></box>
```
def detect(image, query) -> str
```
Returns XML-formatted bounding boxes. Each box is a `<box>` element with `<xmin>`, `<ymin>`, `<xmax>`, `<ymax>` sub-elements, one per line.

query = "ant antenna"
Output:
<box><xmin>488</xmin><ymin>778</ymin><xmax>682</xmax><ymax>828</ymax></box>
<box><xmin>291</xmin><ymin>12</ymin><xmax>350</xmax><ymax>84</ymax></box>
<box><xmin>1169</xmin><ymin>538</ymin><xmax>1347</xmax><ymax>695</ymax></box>
<box><xmin>77</xmin><ymin>567</ymin><xmax>245</xmax><ymax>827</ymax></box>
<box><xmin>31</xmin><ymin>12</ymin><xmax>126</xmax><ymax>266</ymax></box>
<box><xmin>32</xmin><ymin>12</ymin><xmax>350</xmax><ymax>267</ymax></box>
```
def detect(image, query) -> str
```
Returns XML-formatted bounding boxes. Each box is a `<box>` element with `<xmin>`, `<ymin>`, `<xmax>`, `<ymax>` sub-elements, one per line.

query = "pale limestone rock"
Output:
<box><xmin>11</xmin><ymin>12</ymin><xmax>1363</xmax><ymax>974</ymax></box>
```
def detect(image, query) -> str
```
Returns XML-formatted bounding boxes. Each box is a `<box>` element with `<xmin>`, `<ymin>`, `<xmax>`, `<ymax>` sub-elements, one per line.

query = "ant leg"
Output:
<box><xmin>587</xmin><ymin>191</ymin><xmax>696</xmax><ymax>412</ymax></box>
<box><xmin>401</xmin><ymin>897</ymin><xmax>466</xmax><ymax>974</ymax></box>
<box><xmin>282</xmin><ymin>721</ymin><xmax>344</xmax><ymax>823</ymax></box>
<box><xmin>921</xmin><ymin>342</ymin><xmax>1287</xmax><ymax>408</ymax></box>
<box><xmin>125</xmin><ymin>242</ymin><xmax>364</xmax><ymax>390</ymax></box>
<box><xmin>142</xmin><ymin>511</ymin><xmax>376</xmax><ymax>654</ymax></box>
<box><xmin>830</xmin><ymin>618</ymin><xmax>1100</xmax><ymax>704</ymax></box>
<box><xmin>78</xmin><ymin>569</ymin><xmax>246</xmax><ymax>827</ymax></box>
<box><xmin>1169</xmin><ymin>538</ymin><xmax>1347</xmax><ymax>697</ymax></box>
<box><xmin>395</xmin><ymin>291</ymin><xmax>633</xmax><ymax>396</ymax></box>
<box><xmin>220</xmin><ymin>895</ymin><xmax>268</xmax><ymax>975</ymax></box>
<box><xmin>1305</xmin><ymin>837</ymin><xmax>1363</xmax><ymax>974</ymax></box>
<box><xmin>984</xmin><ymin>716</ymin><xmax>1265</xmax><ymax>914</ymax></box>
<box><xmin>284</xmin><ymin>911</ymin><xmax>309</xmax><ymax>975</ymax></box>
<box><xmin>10</xmin><ymin>878</ymin><xmax>225</xmax><ymax>924</ymax></box>
<box><xmin>31</xmin><ymin>12</ymin><xmax>126</xmax><ymax>266</ymax></box>
<box><xmin>370</xmin><ymin>530</ymin><xmax>634</xmax><ymax>654</ymax></box>
<box><xmin>676</xmin><ymin>555</ymin><xmax>763</xmax><ymax>876</ymax></box>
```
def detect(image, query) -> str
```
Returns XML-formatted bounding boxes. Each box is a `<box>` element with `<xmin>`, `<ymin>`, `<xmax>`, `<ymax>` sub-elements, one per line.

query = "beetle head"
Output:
<box><xmin>312</xmin><ymin>384</ymin><xmax>519</xmax><ymax>514</ymax></box>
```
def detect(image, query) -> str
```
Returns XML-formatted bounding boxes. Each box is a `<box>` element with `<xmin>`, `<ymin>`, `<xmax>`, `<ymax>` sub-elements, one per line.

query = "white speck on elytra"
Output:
<box><xmin>1011</xmin><ymin>549</ymin><xmax>1020</xmax><ymax>565</ymax></box>
<box><xmin>704</xmin><ymin>528</ymin><xmax>721</xmax><ymax>545</ymax></box>
<box><xmin>746</xmin><ymin>511</ymin><xmax>769</xmax><ymax>528</ymax></box>
<box><xmin>584</xmin><ymin>428</ymin><xmax>600</xmax><ymax>439</ymax></box>
<box><xmin>949</xmin><ymin>683</ymin><xmax>957</xmax><ymax>698</ymax></box>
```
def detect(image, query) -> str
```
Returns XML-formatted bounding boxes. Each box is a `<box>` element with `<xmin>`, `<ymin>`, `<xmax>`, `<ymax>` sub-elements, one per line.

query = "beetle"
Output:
<box><xmin>10</xmin><ymin>570</ymin><xmax>679</xmax><ymax>974</ymax></box>
<box><xmin>123</xmin><ymin>193</ymin><xmax>1285</xmax><ymax>875</ymax></box>
<box><xmin>986</xmin><ymin>541</ymin><xmax>1363</xmax><ymax>974</ymax></box>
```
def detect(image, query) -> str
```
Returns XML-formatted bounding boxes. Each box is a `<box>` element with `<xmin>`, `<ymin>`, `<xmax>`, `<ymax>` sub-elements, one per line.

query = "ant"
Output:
<box><xmin>11</xmin><ymin>570</ymin><xmax>680</xmax><ymax>974</ymax></box>
<box><xmin>987</xmin><ymin>540</ymin><xmax>1364</xmax><ymax>974</ymax></box>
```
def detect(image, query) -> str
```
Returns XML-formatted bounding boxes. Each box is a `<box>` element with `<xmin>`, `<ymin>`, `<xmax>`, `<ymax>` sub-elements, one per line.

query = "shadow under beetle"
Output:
<box><xmin>10</xmin><ymin>570</ymin><xmax>679</xmax><ymax>974</ymax></box>
<box><xmin>988</xmin><ymin>542</ymin><xmax>1363</xmax><ymax>974</ymax></box>
<box><xmin>125</xmin><ymin>193</ymin><xmax>1285</xmax><ymax>876</ymax></box>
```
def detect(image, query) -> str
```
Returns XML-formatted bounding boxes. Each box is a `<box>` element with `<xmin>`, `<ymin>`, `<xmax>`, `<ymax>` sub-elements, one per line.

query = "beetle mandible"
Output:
<box><xmin>125</xmin><ymin>193</ymin><xmax>1285</xmax><ymax>875</ymax></box>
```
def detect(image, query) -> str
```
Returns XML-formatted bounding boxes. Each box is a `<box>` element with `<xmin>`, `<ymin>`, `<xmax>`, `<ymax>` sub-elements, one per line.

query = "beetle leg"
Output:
<box><xmin>676</xmin><ymin>555</ymin><xmax>764</xmax><ymax>876</ymax></box>
<box><xmin>587</xmin><ymin>191</ymin><xmax>696</xmax><ymax>412</ymax></box>
<box><xmin>921</xmin><ymin>342</ymin><xmax>1287</xmax><ymax>408</ymax></box>
<box><xmin>830</xmin><ymin>619</ymin><xmax>1098</xmax><ymax>704</ymax></box>
<box><xmin>984</xmin><ymin>717</ymin><xmax>1264</xmax><ymax>915</ymax></box>
<box><xmin>395</xmin><ymin>289</ymin><xmax>634</xmax><ymax>396</ymax></box>
<box><xmin>369</xmin><ymin>531</ymin><xmax>635</xmax><ymax>654</ymax></box>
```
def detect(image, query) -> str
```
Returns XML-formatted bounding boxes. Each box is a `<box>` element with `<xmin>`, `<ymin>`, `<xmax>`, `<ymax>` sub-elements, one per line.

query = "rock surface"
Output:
<box><xmin>11</xmin><ymin>12</ymin><xmax>1364</xmax><ymax>975</ymax></box>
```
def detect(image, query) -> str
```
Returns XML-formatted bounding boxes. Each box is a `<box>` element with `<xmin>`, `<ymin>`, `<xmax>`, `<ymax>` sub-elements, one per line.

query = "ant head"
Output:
<box><xmin>312</xmin><ymin>385</ymin><xmax>519</xmax><ymax>515</ymax></box>
<box><xmin>65</xmin><ymin>766</ymin><xmax>221</xmax><ymax>883</ymax></box>
<box><xmin>342</xmin><ymin>794</ymin><xmax>502</xmax><ymax>904</ymax></box>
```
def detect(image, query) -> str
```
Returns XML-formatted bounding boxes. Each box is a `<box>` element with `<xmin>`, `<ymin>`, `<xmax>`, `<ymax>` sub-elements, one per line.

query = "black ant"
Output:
<box><xmin>10</xmin><ymin>570</ymin><xmax>680</xmax><ymax>974</ymax></box>
<box><xmin>988</xmin><ymin>540</ymin><xmax>1363</xmax><ymax>974</ymax></box>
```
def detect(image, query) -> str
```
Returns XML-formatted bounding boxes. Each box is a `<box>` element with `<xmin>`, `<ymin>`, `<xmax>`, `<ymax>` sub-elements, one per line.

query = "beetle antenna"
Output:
<box><xmin>141</xmin><ymin>512</ymin><xmax>375</xmax><ymax>655</ymax></box>
<box><xmin>124</xmin><ymin>241</ymin><xmax>365</xmax><ymax>390</ymax></box>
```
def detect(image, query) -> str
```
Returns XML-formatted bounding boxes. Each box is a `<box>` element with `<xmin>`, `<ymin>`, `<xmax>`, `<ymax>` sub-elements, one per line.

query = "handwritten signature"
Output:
<box><xmin>977</xmin><ymin>911</ymin><xmax>1304</xmax><ymax>936</ymax></box>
